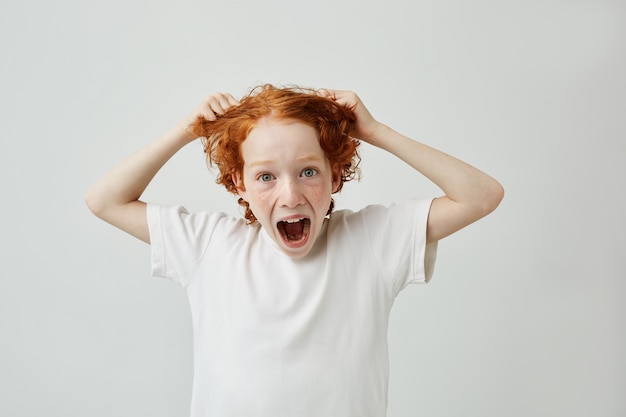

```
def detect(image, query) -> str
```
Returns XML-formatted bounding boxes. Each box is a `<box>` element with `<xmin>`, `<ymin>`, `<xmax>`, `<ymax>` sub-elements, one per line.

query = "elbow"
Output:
<box><xmin>84</xmin><ymin>190</ymin><xmax>99</xmax><ymax>216</ymax></box>
<box><xmin>465</xmin><ymin>180</ymin><xmax>504</xmax><ymax>220</ymax></box>
<box><xmin>84</xmin><ymin>187</ymin><xmax>107</xmax><ymax>219</ymax></box>
<box><xmin>481</xmin><ymin>180</ymin><xmax>505</xmax><ymax>215</ymax></box>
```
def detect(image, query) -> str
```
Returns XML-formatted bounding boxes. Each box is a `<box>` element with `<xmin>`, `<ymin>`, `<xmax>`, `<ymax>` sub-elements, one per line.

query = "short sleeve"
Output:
<box><xmin>360</xmin><ymin>199</ymin><xmax>438</xmax><ymax>295</ymax></box>
<box><xmin>147</xmin><ymin>204</ymin><xmax>225</xmax><ymax>286</ymax></box>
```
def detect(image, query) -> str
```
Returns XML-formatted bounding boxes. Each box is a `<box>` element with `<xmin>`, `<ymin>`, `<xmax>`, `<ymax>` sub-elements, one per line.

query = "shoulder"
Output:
<box><xmin>147</xmin><ymin>203</ymin><xmax>252</xmax><ymax>241</ymax></box>
<box><xmin>326</xmin><ymin>199</ymin><xmax>434</xmax><ymax>251</ymax></box>
<box><xmin>330</xmin><ymin>199</ymin><xmax>433</xmax><ymax>226</ymax></box>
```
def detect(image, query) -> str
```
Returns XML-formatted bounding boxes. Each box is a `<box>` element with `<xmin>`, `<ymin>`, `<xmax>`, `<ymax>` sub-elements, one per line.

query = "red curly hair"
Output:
<box><xmin>191</xmin><ymin>84</ymin><xmax>361</xmax><ymax>223</ymax></box>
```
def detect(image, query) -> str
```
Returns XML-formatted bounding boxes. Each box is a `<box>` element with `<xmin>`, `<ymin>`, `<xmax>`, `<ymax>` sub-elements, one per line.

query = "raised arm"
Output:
<box><xmin>320</xmin><ymin>89</ymin><xmax>504</xmax><ymax>244</ymax></box>
<box><xmin>84</xmin><ymin>93</ymin><xmax>240</xmax><ymax>243</ymax></box>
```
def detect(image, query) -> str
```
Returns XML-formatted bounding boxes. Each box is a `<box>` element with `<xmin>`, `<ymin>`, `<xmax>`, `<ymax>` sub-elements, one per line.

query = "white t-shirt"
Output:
<box><xmin>147</xmin><ymin>199</ymin><xmax>437</xmax><ymax>417</ymax></box>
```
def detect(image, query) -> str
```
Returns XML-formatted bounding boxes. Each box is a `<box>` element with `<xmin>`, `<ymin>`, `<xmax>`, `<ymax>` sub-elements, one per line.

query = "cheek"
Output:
<box><xmin>246</xmin><ymin>187</ymin><xmax>273</xmax><ymax>213</ymax></box>
<box><xmin>306</xmin><ymin>181</ymin><xmax>333</xmax><ymax>207</ymax></box>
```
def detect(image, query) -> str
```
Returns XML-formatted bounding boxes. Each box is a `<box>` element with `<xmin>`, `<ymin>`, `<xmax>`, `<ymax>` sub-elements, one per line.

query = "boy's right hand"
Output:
<box><xmin>180</xmin><ymin>92</ymin><xmax>240</xmax><ymax>142</ymax></box>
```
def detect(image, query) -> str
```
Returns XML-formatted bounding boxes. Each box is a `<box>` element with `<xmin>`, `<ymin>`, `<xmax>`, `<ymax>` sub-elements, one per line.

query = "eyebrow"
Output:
<box><xmin>246</xmin><ymin>154</ymin><xmax>326</xmax><ymax>168</ymax></box>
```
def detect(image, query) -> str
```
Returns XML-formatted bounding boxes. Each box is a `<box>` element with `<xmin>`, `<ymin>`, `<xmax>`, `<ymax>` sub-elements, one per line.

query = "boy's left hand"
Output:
<box><xmin>318</xmin><ymin>89</ymin><xmax>382</xmax><ymax>144</ymax></box>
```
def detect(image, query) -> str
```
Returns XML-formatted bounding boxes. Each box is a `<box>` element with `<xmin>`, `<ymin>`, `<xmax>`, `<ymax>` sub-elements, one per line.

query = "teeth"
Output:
<box><xmin>284</xmin><ymin>218</ymin><xmax>304</xmax><ymax>223</ymax></box>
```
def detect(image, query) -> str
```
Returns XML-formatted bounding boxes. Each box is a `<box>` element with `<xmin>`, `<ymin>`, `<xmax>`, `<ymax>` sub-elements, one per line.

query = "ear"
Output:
<box><xmin>233</xmin><ymin>170</ymin><xmax>247</xmax><ymax>199</ymax></box>
<box><xmin>331</xmin><ymin>173</ymin><xmax>342</xmax><ymax>194</ymax></box>
<box><xmin>331</xmin><ymin>165</ymin><xmax>342</xmax><ymax>193</ymax></box>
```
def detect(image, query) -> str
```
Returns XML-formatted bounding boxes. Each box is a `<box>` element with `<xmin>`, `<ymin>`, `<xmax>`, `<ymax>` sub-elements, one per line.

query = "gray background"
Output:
<box><xmin>1</xmin><ymin>0</ymin><xmax>624</xmax><ymax>416</ymax></box>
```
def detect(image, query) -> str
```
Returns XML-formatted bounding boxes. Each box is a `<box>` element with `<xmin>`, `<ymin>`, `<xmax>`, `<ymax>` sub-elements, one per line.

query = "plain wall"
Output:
<box><xmin>1</xmin><ymin>0</ymin><xmax>624</xmax><ymax>416</ymax></box>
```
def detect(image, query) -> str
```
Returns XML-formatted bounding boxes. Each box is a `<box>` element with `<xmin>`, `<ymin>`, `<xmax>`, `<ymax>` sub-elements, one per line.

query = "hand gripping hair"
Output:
<box><xmin>191</xmin><ymin>84</ymin><xmax>361</xmax><ymax>223</ymax></box>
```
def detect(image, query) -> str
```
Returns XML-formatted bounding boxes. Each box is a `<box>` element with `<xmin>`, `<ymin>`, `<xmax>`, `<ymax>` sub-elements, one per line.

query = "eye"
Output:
<box><xmin>302</xmin><ymin>168</ymin><xmax>317</xmax><ymax>178</ymax></box>
<box><xmin>259</xmin><ymin>173</ymin><xmax>274</xmax><ymax>182</ymax></box>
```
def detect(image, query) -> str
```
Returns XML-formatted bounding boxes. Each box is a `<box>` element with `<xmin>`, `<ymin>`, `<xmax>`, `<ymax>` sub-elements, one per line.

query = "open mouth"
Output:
<box><xmin>277</xmin><ymin>218</ymin><xmax>311</xmax><ymax>246</ymax></box>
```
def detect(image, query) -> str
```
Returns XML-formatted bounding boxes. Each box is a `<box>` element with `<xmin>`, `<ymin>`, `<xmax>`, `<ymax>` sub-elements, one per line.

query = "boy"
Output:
<box><xmin>85</xmin><ymin>85</ymin><xmax>503</xmax><ymax>416</ymax></box>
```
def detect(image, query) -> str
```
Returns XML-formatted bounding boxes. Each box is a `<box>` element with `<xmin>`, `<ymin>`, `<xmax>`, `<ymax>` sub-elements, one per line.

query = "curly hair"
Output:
<box><xmin>191</xmin><ymin>84</ymin><xmax>361</xmax><ymax>223</ymax></box>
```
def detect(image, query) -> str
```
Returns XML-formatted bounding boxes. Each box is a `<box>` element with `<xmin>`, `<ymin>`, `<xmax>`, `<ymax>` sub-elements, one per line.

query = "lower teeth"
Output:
<box><xmin>280</xmin><ymin>219</ymin><xmax>308</xmax><ymax>242</ymax></box>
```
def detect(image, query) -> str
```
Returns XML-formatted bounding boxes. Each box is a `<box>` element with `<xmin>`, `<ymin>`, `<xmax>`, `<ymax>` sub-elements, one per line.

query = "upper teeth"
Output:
<box><xmin>284</xmin><ymin>218</ymin><xmax>304</xmax><ymax>223</ymax></box>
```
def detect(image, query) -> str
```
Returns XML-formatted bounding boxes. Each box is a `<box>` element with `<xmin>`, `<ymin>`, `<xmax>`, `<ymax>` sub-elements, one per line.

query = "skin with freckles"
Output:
<box><xmin>234</xmin><ymin>118</ymin><xmax>341</xmax><ymax>258</ymax></box>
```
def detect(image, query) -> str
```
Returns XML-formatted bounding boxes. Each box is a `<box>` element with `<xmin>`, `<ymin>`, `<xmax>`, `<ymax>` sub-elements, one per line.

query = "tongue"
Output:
<box><xmin>283</xmin><ymin>220</ymin><xmax>304</xmax><ymax>240</ymax></box>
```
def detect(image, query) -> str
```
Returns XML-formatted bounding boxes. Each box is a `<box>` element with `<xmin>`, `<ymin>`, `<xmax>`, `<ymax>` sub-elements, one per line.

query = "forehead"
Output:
<box><xmin>242</xmin><ymin>118</ymin><xmax>326</xmax><ymax>163</ymax></box>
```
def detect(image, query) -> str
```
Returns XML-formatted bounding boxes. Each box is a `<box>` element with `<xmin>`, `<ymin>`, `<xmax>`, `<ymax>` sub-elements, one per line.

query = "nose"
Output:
<box><xmin>278</xmin><ymin>178</ymin><xmax>305</xmax><ymax>208</ymax></box>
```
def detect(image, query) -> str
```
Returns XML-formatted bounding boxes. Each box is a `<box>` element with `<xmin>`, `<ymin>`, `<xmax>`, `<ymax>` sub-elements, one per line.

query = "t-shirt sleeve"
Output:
<box><xmin>147</xmin><ymin>203</ymin><xmax>224</xmax><ymax>286</ymax></box>
<box><xmin>360</xmin><ymin>199</ymin><xmax>438</xmax><ymax>295</ymax></box>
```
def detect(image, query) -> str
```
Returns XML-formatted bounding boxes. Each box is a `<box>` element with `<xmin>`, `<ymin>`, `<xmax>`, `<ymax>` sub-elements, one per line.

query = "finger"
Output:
<box><xmin>319</xmin><ymin>89</ymin><xmax>358</xmax><ymax>109</ymax></box>
<box><xmin>198</xmin><ymin>107</ymin><xmax>217</xmax><ymax>121</ymax></box>
<box><xmin>331</xmin><ymin>93</ymin><xmax>356</xmax><ymax>110</ymax></box>
<box><xmin>211</xmin><ymin>93</ymin><xmax>241</xmax><ymax>115</ymax></box>
<box><xmin>224</xmin><ymin>92</ymin><xmax>241</xmax><ymax>107</ymax></box>
<box><xmin>204</xmin><ymin>94</ymin><xmax>227</xmax><ymax>116</ymax></box>
<box><xmin>194</xmin><ymin>99</ymin><xmax>217</xmax><ymax>121</ymax></box>
<box><xmin>214</xmin><ymin>93</ymin><xmax>234</xmax><ymax>114</ymax></box>
<box><xmin>316</xmin><ymin>88</ymin><xmax>337</xmax><ymax>100</ymax></box>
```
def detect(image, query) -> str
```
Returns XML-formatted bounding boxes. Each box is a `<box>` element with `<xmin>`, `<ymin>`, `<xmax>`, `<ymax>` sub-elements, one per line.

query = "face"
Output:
<box><xmin>234</xmin><ymin>117</ymin><xmax>340</xmax><ymax>258</ymax></box>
